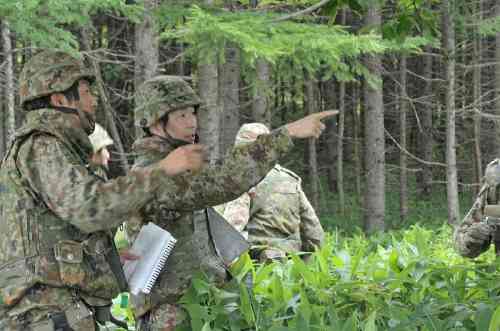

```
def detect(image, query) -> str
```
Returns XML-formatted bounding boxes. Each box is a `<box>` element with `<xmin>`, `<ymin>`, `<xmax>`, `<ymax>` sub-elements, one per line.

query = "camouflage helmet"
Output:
<box><xmin>19</xmin><ymin>50</ymin><xmax>95</xmax><ymax>110</ymax></box>
<box><xmin>235</xmin><ymin>123</ymin><xmax>270</xmax><ymax>147</ymax></box>
<box><xmin>135</xmin><ymin>75</ymin><xmax>201</xmax><ymax>128</ymax></box>
<box><xmin>485</xmin><ymin>159</ymin><xmax>500</xmax><ymax>187</ymax></box>
<box><xmin>88</xmin><ymin>124</ymin><xmax>114</xmax><ymax>154</ymax></box>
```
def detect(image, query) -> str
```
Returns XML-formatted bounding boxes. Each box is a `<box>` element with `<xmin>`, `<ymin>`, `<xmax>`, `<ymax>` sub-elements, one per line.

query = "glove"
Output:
<box><xmin>455</xmin><ymin>221</ymin><xmax>493</xmax><ymax>258</ymax></box>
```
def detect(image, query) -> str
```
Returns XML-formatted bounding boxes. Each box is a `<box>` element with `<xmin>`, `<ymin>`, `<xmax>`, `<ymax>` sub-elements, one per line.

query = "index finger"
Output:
<box><xmin>185</xmin><ymin>144</ymin><xmax>206</xmax><ymax>153</ymax></box>
<box><xmin>314</xmin><ymin>110</ymin><xmax>339</xmax><ymax>120</ymax></box>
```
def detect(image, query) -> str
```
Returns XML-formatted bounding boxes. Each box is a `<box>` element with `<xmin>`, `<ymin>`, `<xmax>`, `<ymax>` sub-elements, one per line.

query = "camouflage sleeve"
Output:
<box><xmin>453</xmin><ymin>184</ymin><xmax>493</xmax><ymax>258</ymax></box>
<box><xmin>220</xmin><ymin>192</ymin><xmax>251</xmax><ymax>234</ymax></box>
<box><xmin>298</xmin><ymin>185</ymin><xmax>325</xmax><ymax>252</ymax></box>
<box><xmin>453</xmin><ymin>216</ymin><xmax>493</xmax><ymax>258</ymax></box>
<box><xmin>153</xmin><ymin>127</ymin><xmax>293</xmax><ymax>211</ymax></box>
<box><xmin>17</xmin><ymin>134</ymin><xmax>186</xmax><ymax>234</ymax></box>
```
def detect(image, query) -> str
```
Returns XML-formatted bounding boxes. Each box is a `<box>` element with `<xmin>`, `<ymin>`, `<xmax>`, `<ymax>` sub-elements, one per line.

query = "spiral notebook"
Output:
<box><xmin>123</xmin><ymin>222</ymin><xmax>176</xmax><ymax>295</ymax></box>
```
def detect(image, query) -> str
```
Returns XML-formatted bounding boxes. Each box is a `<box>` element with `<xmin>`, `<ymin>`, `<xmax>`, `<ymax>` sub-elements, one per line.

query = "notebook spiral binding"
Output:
<box><xmin>142</xmin><ymin>239</ymin><xmax>177</xmax><ymax>294</ymax></box>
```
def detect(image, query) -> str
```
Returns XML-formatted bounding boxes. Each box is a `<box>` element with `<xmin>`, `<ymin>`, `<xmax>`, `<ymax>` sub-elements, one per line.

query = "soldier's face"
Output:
<box><xmin>77</xmin><ymin>80</ymin><xmax>98</xmax><ymax>115</ymax></box>
<box><xmin>165</xmin><ymin>107</ymin><xmax>198</xmax><ymax>143</ymax></box>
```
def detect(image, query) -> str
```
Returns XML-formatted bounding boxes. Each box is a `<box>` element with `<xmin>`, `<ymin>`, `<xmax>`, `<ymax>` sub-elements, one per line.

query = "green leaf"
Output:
<box><xmin>341</xmin><ymin>315</ymin><xmax>358</xmax><ymax>331</ymax></box>
<box><xmin>489</xmin><ymin>305</ymin><xmax>500</xmax><ymax>331</ymax></box>
<box><xmin>239</xmin><ymin>282</ymin><xmax>255</xmax><ymax>324</ymax></box>
<box><xmin>389</xmin><ymin>249</ymin><xmax>402</xmax><ymax>273</ymax></box>
<box><xmin>192</xmin><ymin>278</ymin><xmax>211</xmax><ymax>295</ymax></box>
<box><xmin>184</xmin><ymin>304</ymin><xmax>207</xmax><ymax>331</ymax></box>
<box><xmin>229</xmin><ymin>252</ymin><xmax>254</xmax><ymax>282</ymax></box>
<box><xmin>201</xmin><ymin>322</ymin><xmax>213</xmax><ymax>331</ymax></box>
<box><xmin>364</xmin><ymin>311</ymin><xmax>377</xmax><ymax>331</ymax></box>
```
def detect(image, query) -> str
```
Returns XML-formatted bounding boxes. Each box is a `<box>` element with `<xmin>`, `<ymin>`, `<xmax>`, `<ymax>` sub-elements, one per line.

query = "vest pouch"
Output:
<box><xmin>81</xmin><ymin>234</ymin><xmax>122</xmax><ymax>299</ymax></box>
<box><xmin>54</xmin><ymin>240</ymin><xmax>85</xmax><ymax>287</ymax></box>
<box><xmin>0</xmin><ymin>259</ymin><xmax>39</xmax><ymax>307</ymax></box>
<box><xmin>54</xmin><ymin>237</ymin><xmax>122</xmax><ymax>300</ymax></box>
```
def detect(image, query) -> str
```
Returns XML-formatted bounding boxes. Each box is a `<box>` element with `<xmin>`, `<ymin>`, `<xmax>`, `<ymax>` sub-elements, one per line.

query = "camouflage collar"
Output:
<box><xmin>161</xmin><ymin>132</ymin><xmax>191</xmax><ymax>148</ymax></box>
<box><xmin>21</xmin><ymin>108</ymin><xmax>94</xmax><ymax>159</ymax></box>
<box><xmin>132</xmin><ymin>135</ymin><xmax>174</xmax><ymax>155</ymax></box>
<box><xmin>133</xmin><ymin>132</ymin><xmax>190</xmax><ymax>153</ymax></box>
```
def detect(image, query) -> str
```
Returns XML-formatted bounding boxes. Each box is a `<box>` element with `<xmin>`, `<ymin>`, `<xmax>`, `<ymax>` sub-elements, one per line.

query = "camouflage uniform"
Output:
<box><xmin>454</xmin><ymin>159</ymin><xmax>500</xmax><ymax>258</ymax></box>
<box><xmin>127</xmin><ymin>76</ymin><xmax>294</xmax><ymax>330</ymax></box>
<box><xmin>0</xmin><ymin>52</ymin><xmax>212</xmax><ymax>330</ymax></box>
<box><xmin>219</xmin><ymin>123</ymin><xmax>325</xmax><ymax>261</ymax></box>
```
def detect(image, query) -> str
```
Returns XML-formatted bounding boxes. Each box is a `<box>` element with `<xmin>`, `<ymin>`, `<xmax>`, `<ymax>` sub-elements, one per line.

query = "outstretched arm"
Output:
<box><xmin>17</xmin><ymin>135</ymin><xmax>202</xmax><ymax>233</ymax></box>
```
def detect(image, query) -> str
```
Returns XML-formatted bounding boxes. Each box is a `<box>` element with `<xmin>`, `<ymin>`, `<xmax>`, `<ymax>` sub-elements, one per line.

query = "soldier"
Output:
<box><xmin>128</xmin><ymin>75</ymin><xmax>336</xmax><ymax>330</ymax></box>
<box><xmin>88</xmin><ymin>124</ymin><xmax>137</xmax><ymax>263</ymax></box>
<box><xmin>454</xmin><ymin>159</ymin><xmax>500</xmax><ymax>258</ymax></box>
<box><xmin>218</xmin><ymin>123</ymin><xmax>325</xmax><ymax>262</ymax></box>
<box><xmin>88</xmin><ymin>123</ymin><xmax>114</xmax><ymax>171</ymax></box>
<box><xmin>0</xmin><ymin>50</ymin><xmax>208</xmax><ymax>330</ymax></box>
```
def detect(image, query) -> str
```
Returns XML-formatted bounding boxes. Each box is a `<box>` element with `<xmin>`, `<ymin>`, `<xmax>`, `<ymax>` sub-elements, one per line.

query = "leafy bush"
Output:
<box><xmin>172</xmin><ymin>225</ymin><xmax>500</xmax><ymax>331</ymax></box>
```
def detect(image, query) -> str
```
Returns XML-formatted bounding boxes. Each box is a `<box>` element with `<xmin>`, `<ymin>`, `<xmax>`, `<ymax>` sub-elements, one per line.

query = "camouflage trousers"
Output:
<box><xmin>0</xmin><ymin>287</ymin><xmax>96</xmax><ymax>331</ymax></box>
<box><xmin>136</xmin><ymin>303</ymin><xmax>187</xmax><ymax>331</ymax></box>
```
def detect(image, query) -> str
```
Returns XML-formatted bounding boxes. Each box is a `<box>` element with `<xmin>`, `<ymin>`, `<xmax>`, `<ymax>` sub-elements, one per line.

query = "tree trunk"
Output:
<box><xmin>442</xmin><ymin>0</ymin><xmax>460</xmax><ymax>225</ymax></box>
<box><xmin>352</xmin><ymin>84</ymin><xmax>362</xmax><ymax>197</ymax></box>
<box><xmin>2</xmin><ymin>21</ymin><xmax>15</xmax><ymax>148</ymax></box>
<box><xmin>323</xmin><ymin>79</ymin><xmax>337</xmax><ymax>192</ymax></box>
<box><xmin>176</xmin><ymin>41</ymin><xmax>185</xmax><ymax>76</ymax></box>
<box><xmin>363</xmin><ymin>3</ymin><xmax>385</xmax><ymax>234</ymax></box>
<box><xmin>220</xmin><ymin>45</ymin><xmax>241</xmax><ymax>156</ymax></box>
<box><xmin>495</xmin><ymin>2</ymin><xmax>500</xmax><ymax>156</ymax></box>
<box><xmin>417</xmin><ymin>46</ymin><xmax>434</xmax><ymax>198</ymax></box>
<box><xmin>304</xmin><ymin>71</ymin><xmax>319</xmax><ymax>211</ymax></box>
<box><xmin>335</xmin><ymin>9</ymin><xmax>346</xmax><ymax>215</ymax></box>
<box><xmin>399</xmin><ymin>55</ymin><xmax>408</xmax><ymax>223</ymax></box>
<box><xmin>472</xmin><ymin>0</ymin><xmax>483</xmax><ymax>194</ymax></box>
<box><xmin>134</xmin><ymin>0</ymin><xmax>159</xmax><ymax>139</ymax></box>
<box><xmin>337</xmin><ymin>80</ymin><xmax>346</xmax><ymax>216</ymax></box>
<box><xmin>198</xmin><ymin>57</ymin><xmax>221</xmax><ymax>163</ymax></box>
<box><xmin>81</xmin><ymin>28</ymin><xmax>130</xmax><ymax>172</ymax></box>
<box><xmin>252</xmin><ymin>58</ymin><xmax>271</xmax><ymax>126</ymax></box>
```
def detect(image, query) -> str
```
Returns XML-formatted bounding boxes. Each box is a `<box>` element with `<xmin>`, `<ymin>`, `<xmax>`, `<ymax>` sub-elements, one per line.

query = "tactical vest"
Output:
<box><xmin>0</xmin><ymin>109</ymin><xmax>125</xmax><ymax>308</ymax></box>
<box><xmin>130</xmin><ymin>136</ymin><xmax>227</xmax><ymax>316</ymax></box>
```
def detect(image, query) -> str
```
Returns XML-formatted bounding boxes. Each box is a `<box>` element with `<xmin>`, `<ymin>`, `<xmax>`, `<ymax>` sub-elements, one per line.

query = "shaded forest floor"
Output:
<box><xmin>317</xmin><ymin>171</ymin><xmax>475</xmax><ymax>234</ymax></box>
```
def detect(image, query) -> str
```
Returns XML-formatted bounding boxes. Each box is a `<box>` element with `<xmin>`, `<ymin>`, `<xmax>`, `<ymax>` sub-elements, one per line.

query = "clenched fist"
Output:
<box><xmin>159</xmin><ymin>144</ymin><xmax>206</xmax><ymax>176</ymax></box>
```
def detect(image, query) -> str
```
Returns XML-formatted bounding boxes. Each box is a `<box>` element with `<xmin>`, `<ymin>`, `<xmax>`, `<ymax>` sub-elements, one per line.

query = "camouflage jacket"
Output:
<box><xmin>0</xmin><ymin>108</ymin><xmax>218</xmax><ymax>313</ymax></box>
<box><xmin>127</xmin><ymin>129</ymin><xmax>293</xmax><ymax>316</ymax></box>
<box><xmin>219</xmin><ymin>165</ymin><xmax>325</xmax><ymax>254</ymax></box>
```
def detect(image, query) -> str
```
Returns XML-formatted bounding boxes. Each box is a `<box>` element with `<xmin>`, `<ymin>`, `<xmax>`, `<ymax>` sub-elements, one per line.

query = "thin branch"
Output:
<box><xmin>385</xmin><ymin>128</ymin><xmax>446</xmax><ymax>167</ymax></box>
<box><xmin>271</xmin><ymin>0</ymin><xmax>331</xmax><ymax>23</ymax></box>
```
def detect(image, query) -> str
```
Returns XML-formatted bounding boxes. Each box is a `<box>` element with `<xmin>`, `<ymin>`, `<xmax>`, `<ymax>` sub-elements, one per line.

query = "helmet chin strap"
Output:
<box><xmin>77</xmin><ymin>108</ymin><xmax>96</xmax><ymax>135</ymax></box>
<box><xmin>161</xmin><ymin>119</ymin><xmax>169</xmax><ymax>138</ymax></box>
<box><xmin>51</xmin><ymin>106</ymin><xmax>96</xmax><ymax>135</ymax></box>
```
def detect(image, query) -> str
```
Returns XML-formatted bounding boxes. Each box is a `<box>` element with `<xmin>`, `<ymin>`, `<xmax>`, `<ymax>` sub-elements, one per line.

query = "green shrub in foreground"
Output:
<box><xmin>174</xmin><ymin>225</ymin><xmax>500</xmax><ymax>331</ymax></box>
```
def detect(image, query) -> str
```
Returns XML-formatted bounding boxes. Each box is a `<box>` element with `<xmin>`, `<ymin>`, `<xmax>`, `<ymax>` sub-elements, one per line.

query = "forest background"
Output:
<box><xmin>2</xmin><ymin>0</ymin><xmax>500</xmax><ymax>330</ymax></box>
